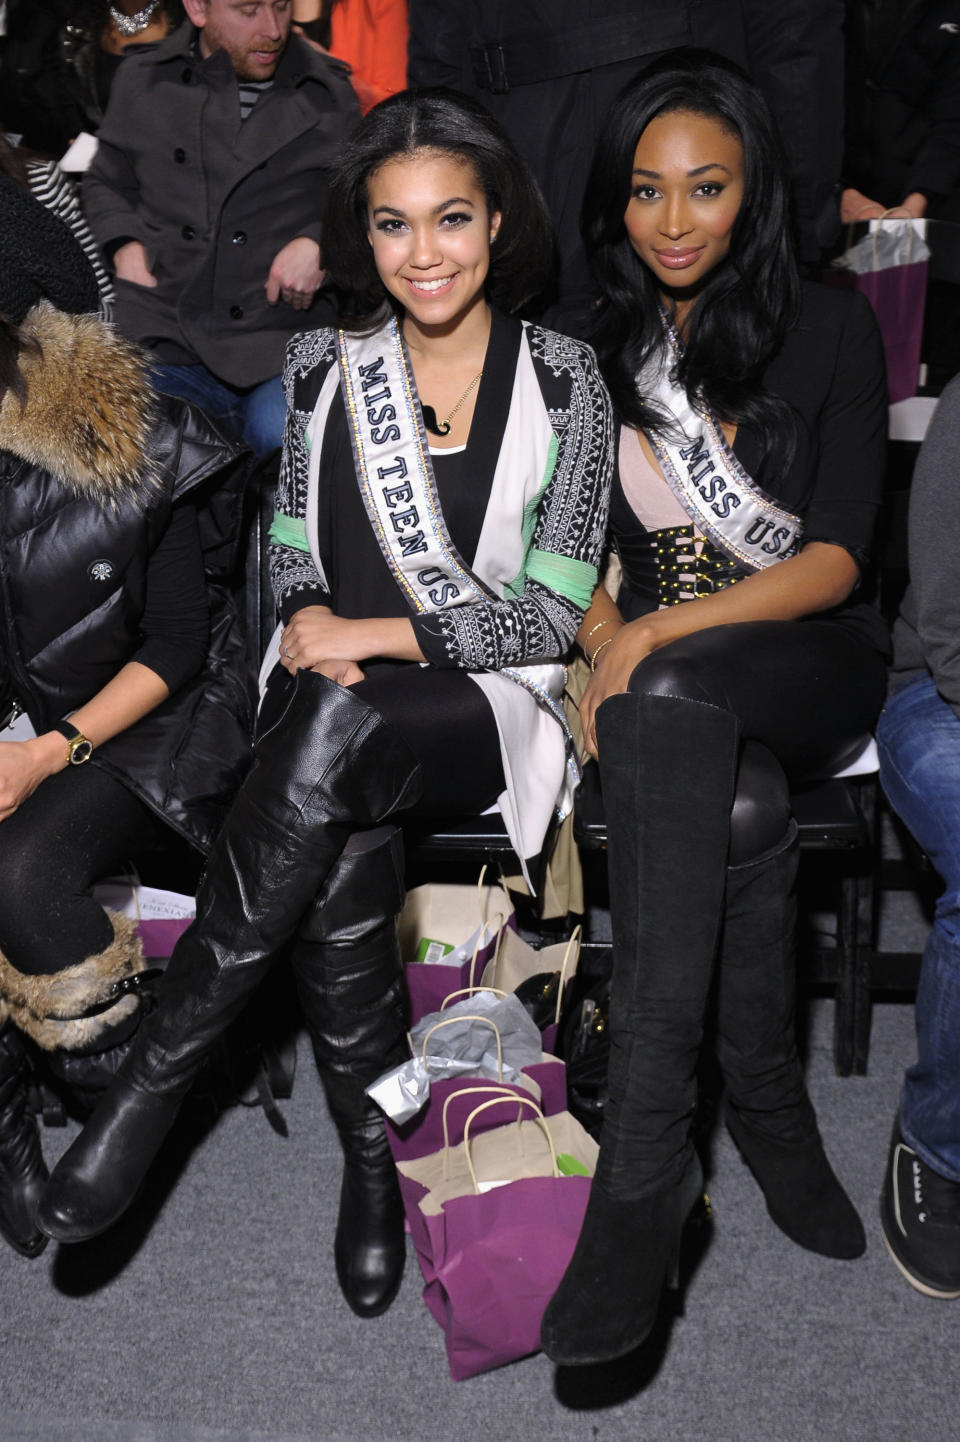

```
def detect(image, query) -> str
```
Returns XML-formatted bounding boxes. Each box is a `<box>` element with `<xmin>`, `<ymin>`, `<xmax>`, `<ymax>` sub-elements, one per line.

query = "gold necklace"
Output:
<box><xmin>422</xmin><ymin>371</ymin><xmax>482</xmax><ymax>437</ymax></box>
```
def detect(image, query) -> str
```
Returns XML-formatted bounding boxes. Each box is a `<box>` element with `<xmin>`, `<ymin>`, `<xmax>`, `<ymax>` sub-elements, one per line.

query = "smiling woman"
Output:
<box><xmin>40</xmin><ymin>89</ymin><xmax>614</xmax><ymax>1326</ymax></box>
<box><xmin>624</xmin><ymin>110</ymin><xmax>744</xmax><ymax>313</ymax></box>
<box><xmin>540</xmin><ymin>50</ymin><xmax>892</xmax><ymax>1369</ymax></box>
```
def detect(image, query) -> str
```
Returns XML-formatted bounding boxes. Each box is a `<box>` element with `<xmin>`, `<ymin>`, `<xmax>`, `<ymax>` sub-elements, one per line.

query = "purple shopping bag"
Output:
<box><xmin>397</xmin><ymin>1097</ymin><xmax>597</xmax><ymax>1379</ymax></box>
<box><xmin>825</xmin><ymin>223</ymin><xmax>928</xmax><ymax>404</ymax></box>
<box><xmin>386</xmin><ymin>1057</ymin><xmax>568</xmax><ymax>1165</ymax></box>
<box><xmin>479</xmin><ymin>926</ymin><xmax>581</xmax><ymax>1055</ymax></box>
<box><xmin>401</xmin><ymin>868</ymin><xmax>517</xmax><ymax>1025</ymax></box>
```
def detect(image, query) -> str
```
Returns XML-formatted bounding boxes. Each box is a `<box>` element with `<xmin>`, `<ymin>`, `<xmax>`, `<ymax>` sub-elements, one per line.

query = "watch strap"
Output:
<box><xmin>53</xmin><ymin>719</ymin><xmax>94</xmax><ymax>764</ymax></box>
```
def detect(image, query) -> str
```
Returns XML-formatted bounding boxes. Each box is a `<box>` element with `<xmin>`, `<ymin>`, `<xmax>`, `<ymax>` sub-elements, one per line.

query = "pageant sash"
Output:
<box><xmin>337</xmin><ymin>321</ymin><xmax>494</xmax><ymax>614</ymax></box>
<box><xmin>640</xmin><ymin>315</ymin><xmax>803</xmax><ymax>571</ymax></box>
<box><xmin>337</xmin><ymin>321</ymin><xmax>571</xmax><ymax>740</ymax></box>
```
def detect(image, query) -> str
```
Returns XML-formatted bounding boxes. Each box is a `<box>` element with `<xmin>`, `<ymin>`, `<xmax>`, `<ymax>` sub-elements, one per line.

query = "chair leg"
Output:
<box><xmin>833</xmin><ymin>776</ymin><xmax>879</xmax><ymax>1077</ymax></box>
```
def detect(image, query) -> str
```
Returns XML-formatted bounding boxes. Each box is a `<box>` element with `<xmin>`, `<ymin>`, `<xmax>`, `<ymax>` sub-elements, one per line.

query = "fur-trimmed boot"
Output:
<box><xmin>0</xmin><ymin>911</ymin><xmax>155</xmax><ymax>1124</ymax></box>
<box><xmin>291</xmin><ymin>825</ymin><xmax>408</xmax><ymax>1318</ymax></box>
<box><xmin>0</xmin><ymin>1020</ymin><xmax>48</xmax><ymax>1258</ymax></box>
<box><xmin>542</xmin><ymin>691</ymin><xmax>738</xmax><ymax>1366</ymax></box>
<box><xmin>716</xmin><ymin>822</ymin><xmax>865</xmax><ymax>1258</ymax></box>
<box><xmin>0</xmin><ymin>911</ymin><xmax>151</xmax><ymax>1058</ymax></box>
<box><xmin>39</xmin><ymin>672</ymin><xmax>422</xmax><ymax>1244</ymax></box>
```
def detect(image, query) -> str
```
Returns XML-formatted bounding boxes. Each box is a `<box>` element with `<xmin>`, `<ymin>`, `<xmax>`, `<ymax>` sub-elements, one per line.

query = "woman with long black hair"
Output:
<box><xmin>540</xmin><ymin>50</ymin><xmax>891</xmax><ymax>1365</ymax></box>
<box><xmin>39</xmin><ymin>89</ymin><xmax>612</xmax><ymax>1318</ymax></box>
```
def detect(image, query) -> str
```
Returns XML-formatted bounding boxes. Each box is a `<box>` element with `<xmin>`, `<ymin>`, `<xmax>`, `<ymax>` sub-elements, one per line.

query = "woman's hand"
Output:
<box><xmin>279</xmin><ymin>607</ymin><xmax>425</xmax><ymax>673</ymax></box>
<box><xmin>579</xmin><ymin>619</ymin><xmax>653</xmax><ymax>759</ymax></box>
<box><xmin>312</xmin><ymin>659</ymin><xmax>366</xmax><ymax>686</ymax></box>
<box><xmin>0</xmin><ymin>734</ymin><xmax>66</xmax><ymax>822</ymax></box>
<box><xmin>280</xmin><ymin>607</ymin><xmax>363</xmax><ymax>673</ymax></box>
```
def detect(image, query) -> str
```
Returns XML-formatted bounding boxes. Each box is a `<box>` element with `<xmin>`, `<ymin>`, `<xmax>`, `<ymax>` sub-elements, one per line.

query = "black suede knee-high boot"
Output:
<box><xmin>716</xmin><ymin>823</ymin><xmax>865</xmax><ymax>1258</ymax></box>
<box><xmin>542</xmin><ymin>691</ymin><xmax>739</xmax><ymax>1366</ymax></box>
<box><xmin>39</xmin><ymin>674</ymin><xmax>422</xmax><ymax>1244</ymax></box>
<box><xmin>0</xmin><ymin>1024</ymin><xmax>48</xmax><ymax>1258</ymax></box>
<box><xmin>290</xmin><ymin>826</ymin><xmax>408</xmax><ymax>1318</ymax></box>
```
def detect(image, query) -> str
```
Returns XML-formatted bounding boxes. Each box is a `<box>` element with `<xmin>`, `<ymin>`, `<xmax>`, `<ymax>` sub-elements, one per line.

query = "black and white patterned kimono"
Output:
<box><xmin>266</xmin><ymin>309</ymin><xmax>613</xmax><ymax>882</ymax></box>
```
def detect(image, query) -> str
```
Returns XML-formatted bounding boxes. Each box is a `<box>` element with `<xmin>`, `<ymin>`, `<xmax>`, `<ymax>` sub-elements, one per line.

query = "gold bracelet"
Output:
<box><xmin>590</xmin><ymin>637</ymin><xmax>615</xmax><ymax>671</ymax></box>
<box><xmin>582</xmin><ymin>617</ymin><xmax>617</xmax><ymax>645</ymax></box>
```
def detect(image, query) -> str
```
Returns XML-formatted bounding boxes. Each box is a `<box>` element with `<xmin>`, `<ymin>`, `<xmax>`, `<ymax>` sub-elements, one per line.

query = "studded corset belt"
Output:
<box><xmin>616</xmin><ymin>523</ymin><xmax>747</xmax><ymax>608</ymax></box>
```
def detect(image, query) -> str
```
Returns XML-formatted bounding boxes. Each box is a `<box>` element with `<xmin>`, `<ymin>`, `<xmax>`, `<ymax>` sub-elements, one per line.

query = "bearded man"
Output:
<box><xmin>83</xmin><ymin>0</ymin><xmax>359</xmax><ymax>454</ymax></box>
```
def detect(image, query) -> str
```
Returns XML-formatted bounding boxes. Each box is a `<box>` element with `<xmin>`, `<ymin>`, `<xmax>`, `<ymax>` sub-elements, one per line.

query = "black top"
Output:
<box><xmin>280</xmin><ymin>310</ymin><xmax>524</xmax><ymax>669</ymax></box>
<box><xmin>610</xmin><ymin>282</ymin><xmax>891</xmax><ymax>655</ymax></box>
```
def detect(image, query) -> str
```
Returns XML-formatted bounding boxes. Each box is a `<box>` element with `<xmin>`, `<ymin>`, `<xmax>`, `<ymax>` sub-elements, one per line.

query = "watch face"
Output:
<box><xmin>69</xmin><ymin>737</ymin><xmax>94</xmax><ymax>764</ymax></box>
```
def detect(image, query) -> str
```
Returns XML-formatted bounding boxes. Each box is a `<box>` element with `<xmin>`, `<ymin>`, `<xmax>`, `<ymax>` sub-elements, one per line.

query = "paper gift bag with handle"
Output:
<box><xmin>394</xmin><ymin>1082</ymin><xmax>546</xmax><ymax>1281</ymax></box>
<box><xmin>91</xmin><ymin>874</ymin><xmax>195</xmax><ymax>957</ymax></box>
<box><xmin>385</xmin><ymin>1009</ymin><xmax>567</xmax><ymax>1164</ymax></box>
<box><xmin>400</xmin><ymin>865</ymin><xmax>517</xmax><ymax>1025</ymax></box>
<box><xmin>397</xmin><ymin>1094</ymin><xmax>598</xmax><ymax>1380</ymax></box>
<box><xmin>479</xmin><ymin>925</ymin><xmax>581</xmax><ymax>1055</ymax></box>
<box><xmin>826</xmin><ymin>216</ymin><xmax>929</xmax><ymax>403</ymax></box>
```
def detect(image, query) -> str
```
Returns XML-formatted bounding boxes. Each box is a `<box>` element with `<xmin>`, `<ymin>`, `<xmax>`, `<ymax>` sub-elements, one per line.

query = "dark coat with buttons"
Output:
<box><xmin>0</xmin><ymin>305</ymin><xmax>253</xmax><ymax>853</ymax></box>
<box><xmin>83</xmin><ymin>22</ymin><xmax>360</xmax><ymax>388</ymax></box>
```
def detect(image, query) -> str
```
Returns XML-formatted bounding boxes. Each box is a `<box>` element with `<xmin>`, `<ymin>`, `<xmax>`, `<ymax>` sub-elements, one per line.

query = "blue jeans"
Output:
<box><xmin>151</xmin><ymin>362</ymin><xmax>285</xmax><ymax>457</ymax></box>
<box><xmin>878</xmin><ymin>674</ymin><xmax>960</xmax><ymax>1181</ymax></box>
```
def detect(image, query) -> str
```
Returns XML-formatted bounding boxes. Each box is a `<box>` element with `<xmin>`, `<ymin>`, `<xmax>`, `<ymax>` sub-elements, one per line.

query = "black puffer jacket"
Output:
<box><xmin>0</xmin><ymin>303</ymin><xmax>253</xmax><ymax>852</ymax></box>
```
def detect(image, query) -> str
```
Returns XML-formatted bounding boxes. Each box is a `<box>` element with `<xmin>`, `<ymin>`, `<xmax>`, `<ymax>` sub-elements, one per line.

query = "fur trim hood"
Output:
<box><xmin>0</xmin><ymin>302</ymin><xmax>159</xmax><ymax>508</ymax></box>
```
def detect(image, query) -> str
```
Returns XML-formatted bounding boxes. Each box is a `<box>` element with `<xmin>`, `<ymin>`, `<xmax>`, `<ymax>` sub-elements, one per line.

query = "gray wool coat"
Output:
<box><xmin>83</xmin><ymin>23</ymin><xmax>360</xmax><ymax>388</ymax></box>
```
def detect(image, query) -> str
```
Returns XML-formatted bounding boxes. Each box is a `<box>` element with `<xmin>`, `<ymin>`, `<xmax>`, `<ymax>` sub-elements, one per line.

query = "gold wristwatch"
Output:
<box><xmin>53</xmin><ymin>720</ymin><xmax>94</xmax><ymax>765</ymax></box>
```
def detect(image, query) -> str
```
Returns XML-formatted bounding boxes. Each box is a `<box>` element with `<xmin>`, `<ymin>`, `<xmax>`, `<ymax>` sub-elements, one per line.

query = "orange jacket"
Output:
<box><xmin>330</xmin><ymin>0</ymin><xmax>408</xmax><ymax>112</ymax></box>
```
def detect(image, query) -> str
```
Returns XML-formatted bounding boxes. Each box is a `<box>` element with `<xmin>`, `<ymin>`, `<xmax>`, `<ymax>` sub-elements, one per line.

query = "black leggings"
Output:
<box><xmin>622</xmin><ymin>620</ymin><xmax>888</xmax><ymax>864</ymax></box>
<box><xmin>260</xmin><ymin>664</ymin><xmax>505</xmax><ymax>818</ymax></box>
<box><xmin>0</xmin><ymin>669</ymin><xmax>503</xmax><ymax>981</ymax></box>
<box><xmin>0</xmin><ymin>764</ymin><xmax>169</xmax><ymax>975</ymax></box>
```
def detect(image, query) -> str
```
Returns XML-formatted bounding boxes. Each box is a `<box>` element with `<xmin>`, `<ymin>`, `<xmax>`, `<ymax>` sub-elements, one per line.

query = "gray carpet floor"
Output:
<box><xmin>1</xmin><ymin>985</ymin><xmax>957</xmax><ymax>1442</ymax></box>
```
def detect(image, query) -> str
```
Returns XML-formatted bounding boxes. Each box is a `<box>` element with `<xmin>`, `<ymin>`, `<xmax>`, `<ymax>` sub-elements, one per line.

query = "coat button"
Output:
<box><xmin>181</xmin><ymin>225</ymin><xmax>195</xmax><ymax>240</ymax></box>
<box><xmin>232</xmin><ymin>230</ymin><xmax>247</xmax><ymax>245</ymax></box>
<box><xmin>181</xmin><ymin>67</ymin><xmax>192</xmax><ymax>83</ymax></box>
<box><xmin>174</xmin><ymin>148</ymin><xmax>186</xmax><ymax>163</ymax></box>
<box><xmin>230</xmin><ymin>305</ymin><xmax>244</xmax><ymax>320</ymax></box>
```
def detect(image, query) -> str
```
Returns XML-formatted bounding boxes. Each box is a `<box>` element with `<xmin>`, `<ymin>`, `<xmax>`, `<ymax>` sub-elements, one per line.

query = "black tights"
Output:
<box><xmin>0</xmin><ymin>764</ymin><xmax>169</xmax><ymax>975</ymax></box>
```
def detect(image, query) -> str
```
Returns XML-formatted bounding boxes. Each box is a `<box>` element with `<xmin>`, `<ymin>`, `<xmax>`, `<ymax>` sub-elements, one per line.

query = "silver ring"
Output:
<box><xmin>282</xmin><ymin>643</ymin><xmax>291</xmax><ymax>659</ymax></box>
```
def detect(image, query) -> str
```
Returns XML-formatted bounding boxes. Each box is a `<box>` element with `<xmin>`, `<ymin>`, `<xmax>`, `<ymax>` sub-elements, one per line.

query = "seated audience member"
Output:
<box><xmin>82</xmin><ymin>0</ymin><xmax>360</xmax><ymax>455</ymax></box>
<box><xmin>876</xmin><ymin>375</ymin><xmax>960</xmax><ymax>1300</ymax></box>
<box><xmin>0</xmin><ymin>128</ymin><xmax>114</xmax><ymax>320</ymax></box>
<box><xmin>0</xmin><ymin>1</ymin><xmax>186</xmax><ymax>159</ymax></box>
<box><xmin>0</xmin><ymin>175</ymin><xmax>251</xmax><ymax>1260</ymax></box>
<box><xmin>842</xmin><ymin>0</ymin><xmax>960</xmax><ymax>223</ymax></box>
<box><xmin>292</xmin><ymin>0</ymin><xmax>407</xmax><ymax>113</ymax></box>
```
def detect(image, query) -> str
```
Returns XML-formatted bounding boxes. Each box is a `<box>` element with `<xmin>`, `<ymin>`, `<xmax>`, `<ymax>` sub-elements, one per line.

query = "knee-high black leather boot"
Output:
<box><xmin>716</xmin><ymin>823</ymin><xmax>865</xmax><ymax>1258</ymax></box>
<box><xmin>0</xmin><ymin>1024</ymin><xmax>48</xmax><ymax>1258</ymax></box>
<box><xmin>542</xmin><ymin>690</ymin><xmax>738</xmax><ymax>1366</ymax></box>
<box><xmin>291</xmin><ymin>825</ymin><xmax>408</xmax><ymax>1318</ymax></box>
<box><xmin>39</xmin><ymin>673</ymin><xmax>422</xmax><ymax>1244</ymax></box>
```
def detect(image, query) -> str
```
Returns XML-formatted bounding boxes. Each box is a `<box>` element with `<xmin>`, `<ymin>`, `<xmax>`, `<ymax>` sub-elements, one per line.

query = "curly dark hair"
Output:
<box><xmin>321</xmin><ymin>88</ymin><xmax>556</xmax><ymax>325</ymax></box>
<box><xmin>582</xmin><ymin>48</ymin><xmax>801</xmax><ymax>457</ymax></box>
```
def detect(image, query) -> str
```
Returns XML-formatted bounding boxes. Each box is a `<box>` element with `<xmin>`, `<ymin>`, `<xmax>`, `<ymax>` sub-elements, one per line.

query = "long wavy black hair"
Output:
<box><xmin>322</xmin><ymin>88</ymin><xmax>555</xmax><ymax>326</ymax></box>
<box><xmin>582</xmin><ymin>49</ymin><xmax>800</xmax><ymax>455</ymax></box>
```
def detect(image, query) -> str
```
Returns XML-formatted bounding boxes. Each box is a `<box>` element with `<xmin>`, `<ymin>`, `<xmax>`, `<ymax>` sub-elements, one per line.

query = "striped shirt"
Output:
<box><xmin>26</xmin><ymin>161</ymin><xmax>114</xmax><ymax>322</ymax></box>
<box><xmin>238</xmin><ymin>78</ymin><xmax>273</xmax><ymax>121</ymax></box>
